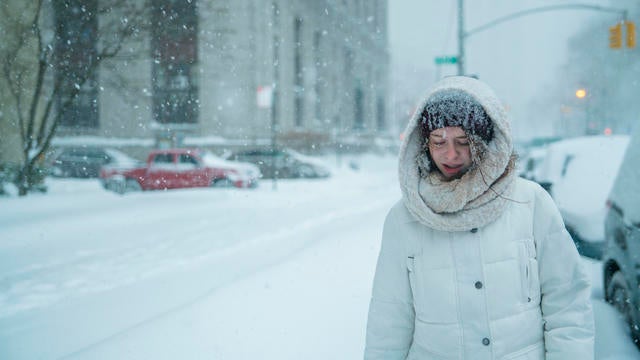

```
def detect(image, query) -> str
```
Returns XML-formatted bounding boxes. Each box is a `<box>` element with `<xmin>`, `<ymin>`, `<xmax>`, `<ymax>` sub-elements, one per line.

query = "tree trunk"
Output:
<box><xmin>17</xmin><ymin>163</ymin><xmax>30</xmax><ymax>196</ymax></box>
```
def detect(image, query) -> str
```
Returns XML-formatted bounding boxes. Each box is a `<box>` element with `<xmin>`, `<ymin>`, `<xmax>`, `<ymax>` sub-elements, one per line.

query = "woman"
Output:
<box><xmin>364</xmin><ymin>76</ymin><xmax>594</xmax><ymax>359</ymax></box>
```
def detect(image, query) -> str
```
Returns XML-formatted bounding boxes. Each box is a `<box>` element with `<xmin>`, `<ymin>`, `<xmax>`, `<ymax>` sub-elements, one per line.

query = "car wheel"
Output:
<box><xmin>608</xmin><ymin>271</ymin><xmax>633</xmax><ymax>325</ymax></box>
<box><xmin>211</xmin><ymin>178</ymin><xmax>234</xmax><ymax>188</ymax></box>
<box><xmin>297</xmin><ymin>164</ymin><xmax>315</xmax><ymax>178</ymax></box>
<box><xmin>277</xmin><ymin>168</ymin><xmax>292</xmax><ymax>179</ymax></box>
<box><xmin>110</xmin><ymin>180</ymin><xmax>126</xmax><ymax>194</ymax></box>
<box><xmin>125</xmin><ymin>178</ymin><xmax>142</xmax><ymax>192</ymax></box>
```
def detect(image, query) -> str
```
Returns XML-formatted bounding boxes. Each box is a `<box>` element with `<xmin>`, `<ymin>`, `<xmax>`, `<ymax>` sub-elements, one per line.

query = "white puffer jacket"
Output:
<box><xmin>364</xmin><ymin>77</ymin><xmax>594</xmax><ymax>359</ymax></box>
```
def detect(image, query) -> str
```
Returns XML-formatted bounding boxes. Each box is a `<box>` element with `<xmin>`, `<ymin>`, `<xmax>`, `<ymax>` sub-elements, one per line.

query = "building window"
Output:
<box><xmin>354</xmin><ymin>87</ymin><xmax>364</xmax><ymax>130</ymax></box>
<box><xmin>294</xmin><ymin>17</ymin><xmax>304</xmax><ymax>127</ymax></box>
<box><xmin>272</xmin><ymin>2</ymin><xmax>279</xmax><ymax>27</ymax></box>
<box><xmin>272</xmin><ymin>35</ymin><xmax>280</xmax><ymax>128</ymax></box>
<box><xmin>54</xmin><ymin>0</ymin><xmax>99</xmax><ymax>129</ymax></box>
<box><xmin>376</xmin><ymin>96</ymin><xmax>385</xmax><ymax>130</ymax></box>
<box><xmin>313</xmin><ymin>31</ymin><xmax>323</xmax><ymax>123</ymax></box>
<box><xmin>151</xmin><ymin>0</ymin><xmax>199</xmax><ymax>125</ymax></box>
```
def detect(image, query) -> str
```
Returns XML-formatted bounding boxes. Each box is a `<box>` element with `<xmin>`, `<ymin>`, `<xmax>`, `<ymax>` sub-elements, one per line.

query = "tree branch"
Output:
<box><xmin>2</xmin><ymin>51</ymin><xmax>27</xmax><ymax>149</ymax></box>
<box><xmin>26</xmin><ymin>0</ymin><xmax>45</xmax><ymax>150</ymax></box>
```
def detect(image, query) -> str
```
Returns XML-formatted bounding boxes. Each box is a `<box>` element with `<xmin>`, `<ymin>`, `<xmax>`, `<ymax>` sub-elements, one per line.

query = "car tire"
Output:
<box><xmin>297</xmin><ymin>164</ymin><xmax>315</xmax><ymax>178</ymax></box>
<box><xmin>125</xmin><ymin>178</ymin><xmax>142</xmax><ymax>192</ymax></box>
<box><xmin>111</xmin><ymin>180</ymin><xmax>126</xmax><ymax>195</ymax></box>
<box><xmin>607</xmin><ymin>271</ymin><xmax>636</xmax><ymax>332</ymax></box>
<box><xmin>211</xmin><ymin>178</ymin><xmax>234</xmax><ymax>188</ymax></box>
<box><xmin>277</xmin><ymin>168</ymin><xmax>292</xmax><ymax>179</ymax></box>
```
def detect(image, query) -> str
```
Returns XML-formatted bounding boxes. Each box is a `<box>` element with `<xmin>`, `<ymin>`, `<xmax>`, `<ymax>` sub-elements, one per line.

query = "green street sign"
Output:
<box><xmin>435</xmin><ymin>56</ymin><xmax>458</xmax><ymax>65</ymax></box>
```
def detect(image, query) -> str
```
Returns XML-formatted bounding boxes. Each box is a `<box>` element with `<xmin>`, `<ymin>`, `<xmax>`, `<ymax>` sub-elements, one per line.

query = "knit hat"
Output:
<box><xmin>419</xmin><ymin>89</ymin><xmax>494</xmax><ymax>143</ymax></box>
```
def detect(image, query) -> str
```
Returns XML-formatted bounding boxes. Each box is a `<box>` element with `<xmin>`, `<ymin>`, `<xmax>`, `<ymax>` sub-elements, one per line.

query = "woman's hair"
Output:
<box><xmin>419</xmin><ymin>89</ymin><xmax>494</xmax><ymax>143</ymax></box>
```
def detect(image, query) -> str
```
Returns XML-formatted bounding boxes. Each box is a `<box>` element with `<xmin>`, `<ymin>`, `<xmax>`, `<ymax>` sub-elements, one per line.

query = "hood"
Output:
<box><xmin>398</xmin><ymin>76</ymin><xmax>516</xmax><ymax>232</ymax></box>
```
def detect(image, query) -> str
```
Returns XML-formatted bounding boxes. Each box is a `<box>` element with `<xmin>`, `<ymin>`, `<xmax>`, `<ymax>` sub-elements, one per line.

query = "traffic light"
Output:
<box><xmin>610</xmin><ymin>23</ymin><xmax>622</xmax><ymax>49</ymax></box>
<box><xmin>627</xmin><ymin>21</ymin><xmax>636</xmax><ymax>49</ymax></box>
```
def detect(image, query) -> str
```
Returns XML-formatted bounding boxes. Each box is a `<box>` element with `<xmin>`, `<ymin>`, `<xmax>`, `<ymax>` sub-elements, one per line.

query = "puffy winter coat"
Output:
<box><xmin>364</xmin><ymin>178</ymin><xmax>594</xmax><ymax>359</ymax></box>
<box><xmin>364</xmin><ymin>76</ymin><xmax>594</xmax><ymax>359</ymax></box>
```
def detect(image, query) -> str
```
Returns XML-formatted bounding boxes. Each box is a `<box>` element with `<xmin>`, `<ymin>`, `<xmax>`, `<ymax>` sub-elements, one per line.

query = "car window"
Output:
<box><xmin>610</xmin><ymin>129</ymin><xmax>640</xmax><ymax>224</ymax></box>
<box><xmin>177</xmin><ymin>154</ymin><xmax>199</xmax><ymax>170</ymax></box>
<box><xmin>179</xmin><ymin>154</ymin><xmax>198</xmax><ymax>165</ymax></box>
<box><xmin>561</xmin><ymin>155</ymin><xmax>574</xmax><ymax>177</ymax></box>
<box><xmin>59</xmin><ymin>148</ymin><xmax>107</xmax><ymax>161</ymax></box>
<box><xmin>154</xmin><ymin>154</ymin><xmax>173</xmax><ymax>163</ymax></box>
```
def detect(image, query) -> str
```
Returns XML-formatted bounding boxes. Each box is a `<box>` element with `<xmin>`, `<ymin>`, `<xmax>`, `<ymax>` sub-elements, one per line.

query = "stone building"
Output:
<box><xmin>82</xmin><ymin>0</ymin><xmax>389</xmax><ymax>152</ymax></box>
<box><xmin>197</xmin><ymin>0</ymin><xmax>390</xmax><ymax>151</ymax></box>
<box><xmin>15</xmin><ymin>0</ymin><xmax>390</xmax><ymax>159</ymax></box>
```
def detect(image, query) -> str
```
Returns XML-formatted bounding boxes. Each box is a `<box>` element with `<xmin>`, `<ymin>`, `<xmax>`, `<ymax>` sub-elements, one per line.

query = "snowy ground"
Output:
<box><xmin>0</xmin><ymin>154</ymin><xmax>638</xmax><ymax>359</ymax></box>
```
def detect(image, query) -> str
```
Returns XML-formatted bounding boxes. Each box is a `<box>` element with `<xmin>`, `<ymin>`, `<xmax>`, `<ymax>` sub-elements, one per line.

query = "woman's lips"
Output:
<box><xmin>442</xmin><ymin>164</ymin><xmax>462</xmax><ymax>174</ymax></box>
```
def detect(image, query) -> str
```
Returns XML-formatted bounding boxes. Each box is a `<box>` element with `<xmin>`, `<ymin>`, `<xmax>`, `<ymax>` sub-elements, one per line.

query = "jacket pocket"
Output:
<box><xmin>409</xmin><ymin>319</ymin><xmax>462</xmax><ymax>359</ymax></box>
<box><xmin>502</xmin><ymin>341</ymin><xmax>544</xmax><ymax>359</ymax></box>
<box><xmin>519</xmin><ymin>239</ymin><xmax>540</xmax><ymax>305</ymax></box>
<box><xmin>526</xmin><ymin>258</ymin><xmax>541</xmax><ymax>304</ymax></box>
<box><xmin>407</xmin><ymin>254</ymin><xmax>458</xmax><ymax>323</ymax></box>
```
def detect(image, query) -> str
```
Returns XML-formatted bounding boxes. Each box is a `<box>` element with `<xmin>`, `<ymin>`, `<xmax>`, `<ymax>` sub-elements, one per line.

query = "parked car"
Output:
<box><xmin>517</xmin><ymin>146</ymin><xmax>547</xmax><ymax>182</ymax></box>
<box><xmin>50</xmin><ymin>146</ymin><xmax>141</xmax><ymax>178</ymax></box>
<box><xmin>536</xmin><ymin>135</ymin><xmax>630</xmax><ymax>259</ymax></box>
<box><xmin>515</xmin><ymin>136</ymin><xmax>561</xmax><ymax>181</ymax></box>
<box><xmin>602</xmin><ymin>126</ymin><xmax>640</xmax><ymax>344</ymax></box>
<box><xmin>225</xmin><ymin>148</ymin><xmax>331</xmax><ymax>179</ymax></box>
<box><xmin>100</xmin><ymin>148</ymin><xmax>260</xmax><ymax>193</ymax></box>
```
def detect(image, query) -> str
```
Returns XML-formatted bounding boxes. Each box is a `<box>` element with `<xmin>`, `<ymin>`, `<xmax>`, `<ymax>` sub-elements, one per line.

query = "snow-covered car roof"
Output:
<box><xmin>201</xmin><ymin>151</ymin><xmax>261</xmax><ymax>177</ymax></box>
<box><xmin>536</xmin><ymin>135</ymin><xmax>629</xmax><ymax>185</ymax></box>
<box><xmin>103</xmin><ymin>148</ymin><xmax>143</xmax><ymax>168</ymax></box>
<box><xmin>549</xmin><ymin>135</ymin><xmax>630</xmax><ymax>242</ymax></box>
<box><xmin>284</xmin><ymin>148</ymin><xmax>331</xmax><ymax>171</ymax></box>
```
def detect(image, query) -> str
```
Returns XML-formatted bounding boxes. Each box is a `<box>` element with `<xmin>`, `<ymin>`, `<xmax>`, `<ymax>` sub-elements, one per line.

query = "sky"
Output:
<box><xmin>1</xmin><ymin>155</ymin><xmax>640</xmax><ymax>359</ymax></box>
<box><xmin>387</xmin><ymin>0</ymin><xmax>612</xmax><ymax>141</ymax></box>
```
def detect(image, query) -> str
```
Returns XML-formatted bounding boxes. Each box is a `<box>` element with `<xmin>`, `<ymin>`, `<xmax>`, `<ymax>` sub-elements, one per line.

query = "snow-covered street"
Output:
<box><xmin>1</xmin><ymin>154</ymin><xmax>638</xmax><ymax>359</ymax></box>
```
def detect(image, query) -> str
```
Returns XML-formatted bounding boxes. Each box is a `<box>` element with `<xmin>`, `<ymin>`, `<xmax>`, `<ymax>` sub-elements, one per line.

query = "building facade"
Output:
<box><xmin>55</xmin><ymin>0</ymin><xmax>390</xmax><ymax>153</ymax></box>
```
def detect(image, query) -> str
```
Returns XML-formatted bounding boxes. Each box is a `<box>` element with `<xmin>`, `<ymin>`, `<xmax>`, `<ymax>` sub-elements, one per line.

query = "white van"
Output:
<box><xmin>602</xmin><ymin>125</ymin><xmax>640</xmax><ymax>344</ymax></box>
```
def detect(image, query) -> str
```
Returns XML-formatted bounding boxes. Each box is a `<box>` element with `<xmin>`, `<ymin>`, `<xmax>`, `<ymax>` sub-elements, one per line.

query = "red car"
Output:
<box><xmin>100</xmin><ymin>148</ymin><xmax>260</xmax><ymax>193</ymax></box>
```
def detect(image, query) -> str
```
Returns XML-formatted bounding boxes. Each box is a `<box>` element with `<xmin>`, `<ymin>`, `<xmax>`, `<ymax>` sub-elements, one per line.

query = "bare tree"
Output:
<box><xmin>0</xmin><ymin>0</ymin><xmax>149</xmax><ymax>196</ymax></box>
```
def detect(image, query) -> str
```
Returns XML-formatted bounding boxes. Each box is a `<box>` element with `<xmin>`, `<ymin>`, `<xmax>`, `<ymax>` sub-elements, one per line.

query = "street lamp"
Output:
<box><xmin>574</xmin><ymin>88</ymin><xmax>592</xmax><ymax>135</ymax></box>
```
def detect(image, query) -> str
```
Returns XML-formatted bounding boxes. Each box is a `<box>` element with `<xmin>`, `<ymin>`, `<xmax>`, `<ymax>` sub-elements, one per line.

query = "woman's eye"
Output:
<box><xmin>457</xmin><ymin>141</ymin><xmax>469</xmax><ymax>146</ymax></box>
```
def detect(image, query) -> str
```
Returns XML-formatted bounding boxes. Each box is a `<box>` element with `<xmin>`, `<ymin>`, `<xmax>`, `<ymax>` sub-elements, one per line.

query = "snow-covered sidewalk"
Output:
<box><xmin>0</xmin><ymin>154</ymin><xmax>638</xmax><ymax>359</ymax></box>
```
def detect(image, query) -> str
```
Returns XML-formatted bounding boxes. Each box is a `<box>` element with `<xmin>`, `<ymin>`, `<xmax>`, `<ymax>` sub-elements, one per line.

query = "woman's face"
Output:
<box><xmin>428</xmin><ymin>126</ymin><xmax>472</xmax><ymax>180</ymax></box>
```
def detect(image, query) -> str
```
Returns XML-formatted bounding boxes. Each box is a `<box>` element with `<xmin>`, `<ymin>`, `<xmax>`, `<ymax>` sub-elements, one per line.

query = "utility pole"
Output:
<box><xmin>457</xmin><ymin>0</ymin><xmax>465</xmax><ymax>76</ymax></box>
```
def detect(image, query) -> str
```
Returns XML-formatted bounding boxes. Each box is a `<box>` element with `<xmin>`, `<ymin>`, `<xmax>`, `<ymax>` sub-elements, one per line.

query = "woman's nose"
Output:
<box><xmin>444</xmin><ymin>143</ymin><xmax>458</xmax><ymax>159</ymax></box>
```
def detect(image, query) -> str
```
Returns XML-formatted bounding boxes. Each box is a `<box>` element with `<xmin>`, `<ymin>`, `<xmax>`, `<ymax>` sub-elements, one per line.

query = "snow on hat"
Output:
<box><xmin>419</xmin><ymin>89</ymin><xmax>494</xmax><ymax>143</ymax></box>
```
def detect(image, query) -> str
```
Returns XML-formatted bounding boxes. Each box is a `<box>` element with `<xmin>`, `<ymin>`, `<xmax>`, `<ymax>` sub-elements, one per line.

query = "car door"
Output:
<box><xmin>87</xmin><ymin>149</ymin><xmax>111</xmax><ymax>177</ymax></box>
<box><xmin>617</xmin><ymin>163</ymin><xmax>640</xmax><ymax>294</ymax></box>
<box><xmin>147</xmin><ymin>153</ymin><xmax>176</xmax><ymax>189</ymax></box>
<box><xmin>177</xmin><ymin>153</ymin><xmax>207</xmax><ymax>187</ymax></box>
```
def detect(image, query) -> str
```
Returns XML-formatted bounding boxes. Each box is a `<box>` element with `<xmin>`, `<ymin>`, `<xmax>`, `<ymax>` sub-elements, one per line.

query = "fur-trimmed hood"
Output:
<box><xmin>398</xmin><ymin>76</ymin><xmax>516</xmax><ymax>231</ymax></box>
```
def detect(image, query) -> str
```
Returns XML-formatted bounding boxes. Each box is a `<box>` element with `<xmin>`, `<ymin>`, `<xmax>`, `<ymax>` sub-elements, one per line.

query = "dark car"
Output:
<box><xmin>602</xmin><ymin>126</ymin><xmax>640</xmax><ymax>344</ymax></box>
<box><xmin>225</xmin><ymin>148</ymin><xmax>331</xmax><ymax>179</ymax></box>
<box><xmin>50</xmin><ymin>146</ymin><xmax>141</xmax><ymax>178</ymax></box>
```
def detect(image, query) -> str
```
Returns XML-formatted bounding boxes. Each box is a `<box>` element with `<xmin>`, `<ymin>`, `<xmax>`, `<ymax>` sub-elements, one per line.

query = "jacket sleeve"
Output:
<box><xmin>364</xmin><ymin>206</ymin><xmax>415</xmax><ymax>360</ymax></box>
<box><xmin>533</xmin><ymin>187</ymin><xmax>595</xmax><ymax>360</ymax></box>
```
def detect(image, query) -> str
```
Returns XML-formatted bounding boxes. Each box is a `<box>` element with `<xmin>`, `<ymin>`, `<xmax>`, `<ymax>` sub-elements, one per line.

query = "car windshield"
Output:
<box><xmin>1</xmin><ymin>1</ymin><xmax>639</xmax><ymax>358</ymax></box>
<box><xmin>60</xmin><ymin>148</ymin><xmax>105</xmax><ymax>158</ymax></box>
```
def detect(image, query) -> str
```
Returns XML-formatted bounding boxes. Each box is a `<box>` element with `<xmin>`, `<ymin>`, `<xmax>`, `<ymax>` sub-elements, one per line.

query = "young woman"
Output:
<box><xmin>364</xmin><ymin>76</ymin><xmax>594</xmax><ymax>359</ymax></box>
